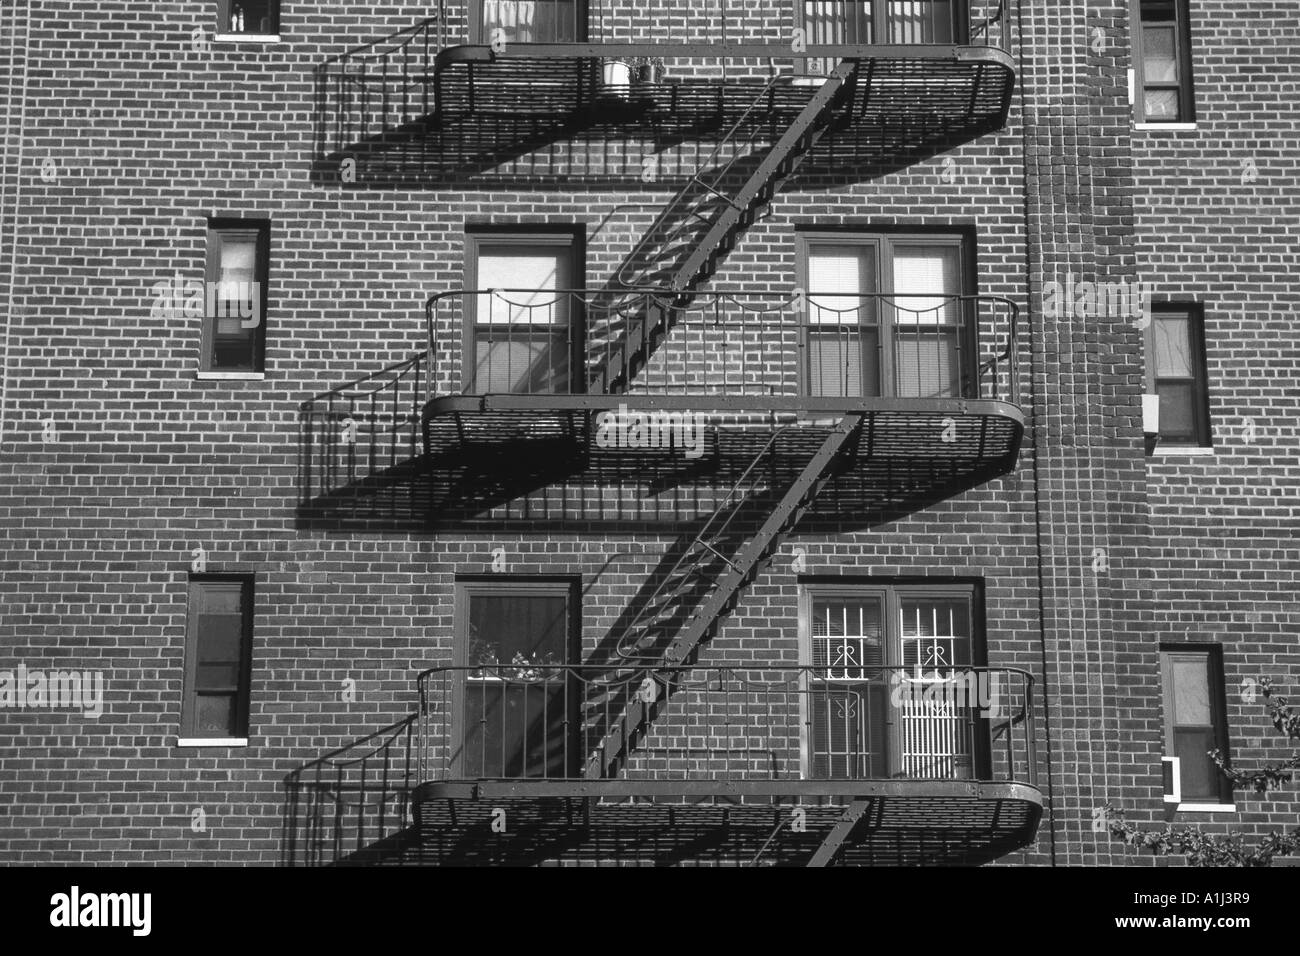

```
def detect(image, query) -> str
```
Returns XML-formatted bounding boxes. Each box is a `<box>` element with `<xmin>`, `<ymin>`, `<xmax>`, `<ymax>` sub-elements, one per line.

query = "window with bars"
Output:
<box><xmin>800</xmin><ymin>233</ymin><xmax>972</xmax><ymax>400</ymax></box>
<box><xmin>465</xmin><ymin>231</ymin><xmax>580</xmax><ymax>395</ymax></box>
<box><xmin>182</xmin><ymin>577</ymin><xmax>254</xmax><ymax>739</ymax></box>
<box><xmin>1133</xmin><ymin>0</ymin><xmax>1195</xmax><ymax>123</ymax></box>
<box><xmin>803</xmin><ymin>585</ymin><xmax>982</xmax><ymax>781</ymax></box>
<box><xmin>1145</xmin><ymin>304</ymin><xmax>1211</xmax><ymax>447</ymax></box>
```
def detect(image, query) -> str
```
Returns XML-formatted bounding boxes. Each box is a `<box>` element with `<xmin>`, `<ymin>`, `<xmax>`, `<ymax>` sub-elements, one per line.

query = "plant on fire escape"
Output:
<box><xmin>1098</xmin><ymin>677</ymin><xmax>1300</xmax><ymax>866</ymax></box>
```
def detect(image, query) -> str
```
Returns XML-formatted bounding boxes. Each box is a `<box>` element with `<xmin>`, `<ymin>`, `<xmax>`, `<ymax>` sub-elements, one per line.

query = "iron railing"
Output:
<box><xmin>298</xmin><ymin>352</ymin><xmax>432</xmax><ymax>505</ymax></box>
<box><xmin>427</xmin><ymin>289</ymin><xmax>1020</xmax><ymax>405</ymax></box>
<box><xmin>313</xmin><ymin>0</ymin><xmax>1011</xmax><ymax>159</ymax></box>
<box><xmin>415</xmin><ymin>663</ymin><xmax>1036</xmax><ymax>789</ymax></box>
<box><xmin>282</xmin><ymin>716</ymin><xmax>416</xmax><ymax>866</ymax></box>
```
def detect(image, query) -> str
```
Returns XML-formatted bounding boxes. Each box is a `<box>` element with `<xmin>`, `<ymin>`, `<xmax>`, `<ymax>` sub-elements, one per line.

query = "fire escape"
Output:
<box><xmin>290</xmin><ymin>0</ymin><xmax>1041</xmax><ymax>866</ymax></box>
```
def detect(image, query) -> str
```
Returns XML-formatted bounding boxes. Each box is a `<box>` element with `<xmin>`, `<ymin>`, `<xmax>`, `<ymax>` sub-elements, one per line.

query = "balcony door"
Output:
<box><xmin>454</xmin><ymin>580</ymin><xmax>579</xmax><ymax>779</ymax></box>
<box><xmin>801</xmin><ymin>585</ymin><xmax>984</xmax><ymax>781</ymax></box>
<box><xmin>801</xmin><ymin>233</ymin><xmax>973</xmax><ymax>399</ymax></box>
<box><xmin>473</xmin><ymin>0</ymin><xmax>586</xmax><ymax>44</ymax></box>
<box><xmin>465</xmin><ymin>231</ymin><xmax>581</xmax><ymax>395</ymax></box>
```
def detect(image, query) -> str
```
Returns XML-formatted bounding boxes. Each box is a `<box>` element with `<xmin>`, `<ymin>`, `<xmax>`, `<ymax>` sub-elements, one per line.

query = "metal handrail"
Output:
<box><xmin>414</xmin><ymin>663</ymin><xmax>1037</xmax><ymax>788</ymax></box>
<box><xmin>425</xmin><ymin>288</ymin><xmax>1021</xmax><ymax>405</ymax></box>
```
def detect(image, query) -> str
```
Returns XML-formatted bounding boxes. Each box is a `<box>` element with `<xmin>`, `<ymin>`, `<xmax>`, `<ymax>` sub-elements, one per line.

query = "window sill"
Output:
<box><xmin>196</xmin><ymin>371</ymin><xmax>265</xmax><ymax>381</ymax></box>
<box><xmin>1175</xmin><ymin>803</ymin><xmax>1236</xmax><ymax>813</ymax></box>
<box><xmin>213</xmin><ymin>34</ymin><xmax>282</xmax><ymax>44</ymax></box>
<box><xmin>1151</xmin><ymin>446</ymin><xmax>1214</xmax><ymax>457</ymax></box>
<box><xmin>1134</xmin><ymin>122</ymin><xmax>1198</xmax><ymax>131</ymax></box>
<box><xmin>176</xmin><ymin>737</ymin><xmax>249</xmax><ymax>748</ymax></box>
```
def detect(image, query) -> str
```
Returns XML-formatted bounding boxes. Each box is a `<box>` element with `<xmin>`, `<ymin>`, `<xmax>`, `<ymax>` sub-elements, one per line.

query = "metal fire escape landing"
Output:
<box><xmin>312</xmin><ymin>1</ymin><xmax>1016</xmax><ymax>185</ymax></box>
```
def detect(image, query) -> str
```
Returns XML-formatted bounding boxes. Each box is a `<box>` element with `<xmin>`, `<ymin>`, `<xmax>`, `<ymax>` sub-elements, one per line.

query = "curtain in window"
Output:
<box><xmin>887</xmin><ymin>0</ymin><xmax>954</xmax><ymax>43</ymax></box>
<box><xmin>481</xmin><ymin>0</ymin><xmax>578</xmax><ymax>43</ymax></box>
<box><xmin>473</xmin><ymin>245</ymin><xmax>570</xmax><ymax>394</ymax></box>
<box><xmin>807</xmin><ymin>245</ymin><xmax>880</xmax><ymax>397</ymax></box>
<box><xmin>891</xmin><ymin>245</ymin><xmax>962</xmax><ymax>398</ymax></box>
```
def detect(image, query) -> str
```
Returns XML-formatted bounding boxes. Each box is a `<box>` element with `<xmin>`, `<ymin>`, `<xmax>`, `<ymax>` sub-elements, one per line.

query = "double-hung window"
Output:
<box><xmin>1133</xmin><ymin>0</ymin><xmax>1195</xmax><ymax>123</ymax></box>
<box><xmin>1159</xmin><ymin>646</ymin><xmax>1231</xmax><ymax>806</ymax></box>
<box><xmin>466</xmin><ymin>232</ymin><xmax>581</xmax><ymax>395</ymax></box>
<box><xmin>182</xmin><ymin>577</ymin><xmax>254</xmax><ymax>741</ymax></box>
<box><xmin>1145</xmin><ymin>304</ymin><xmax>1211</xmax><ymax>447</ymax></box>
<box><xmin>801</xmin><ymin>233</ymin><xmax>972</xmax><ymax>399</ymax></box>
<box><xmin>203</xmin><ymin>220</ymin><xmax>269</xmax><ymax>373</ymax></box>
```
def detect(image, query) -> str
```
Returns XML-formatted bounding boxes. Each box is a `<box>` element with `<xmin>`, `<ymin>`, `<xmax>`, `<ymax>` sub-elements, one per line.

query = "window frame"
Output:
<box><xmin>217</xmin><ymin>0</ymin><xmax>281</xmax><ymax>38</ymax></box>
<box><xmin>462</xmin><ymin>228</ymin><xmax>585</xmax><ymax>395</ymax></box>
<box><xmin>1144</xmin><ymin>303</ymin><xmax>1211</xmax><ymax>447</ymax></box>
<box><xmin>1132</xmin><ymin>0</ymin><xmax>1195</xmax><ymax>124</ymax></box>
<box><xmin>202</xmin><ymin>219</ymin><xmax>270</xmax><ymax>374</ymax></box>
<box><xmin>1159</xmin><ymin>644</ymin><xmax>1232</xmax><ymax>807</ymax></box>
<box><xmin>182</xmin><ymin>575</ymin><xmax>255</xmax><ymax>740</ymax></box>
<box><xmin>451</xmin><ymin>577</ymin><xmax>581</xmax><ymax>779</ymax></box>
<box><xmin>795</xmin><ymin>231</ymin><xmax>975</xmax><ymax>399</ymax></box>
<box><xmin>797</xmin><ymin>581</ymin><xmax>987</xmax><ymax>780</ymax></box>
<box><xmin>469</xmin><ymin>0</ymin><xmax>589</xmax><ymax>44</ymax></box>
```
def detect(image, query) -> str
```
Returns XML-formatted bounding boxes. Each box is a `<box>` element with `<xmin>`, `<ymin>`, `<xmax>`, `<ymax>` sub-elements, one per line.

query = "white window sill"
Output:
<box><xmin>1134</xmin><ymin>122</ymin><xmax>1198</xmax><ymax>131</ymax></box>
<box><xmin>213</xmin><ymin>34</ymin><xmax>281</xmax><ymax>44</ymax></box>
<box><xmin>1175</xmin><ymin>803</ymin><xmax>1236</xmax><ymax>813</ymax></box>
<box><xmin>196</xmin><ymin>371</ymin><xmax>265</xmax><ymax>381</ymax></box>
<box><xmin>176</xmin><ymin>737</ymin><xmax>249</xmax><ymax>748</ymax></box>
<box><xmin>1151</xmin><ymin>446</ymin><xmax>1215</xmax><ymax>457</ymax></box>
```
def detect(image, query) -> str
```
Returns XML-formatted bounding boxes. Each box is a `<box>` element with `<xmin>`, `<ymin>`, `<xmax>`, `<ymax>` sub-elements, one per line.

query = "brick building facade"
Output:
<box><xmin>0</xmin><ymin>0</ymin><xmax>1295</xmax><ymax>865</ymax></box>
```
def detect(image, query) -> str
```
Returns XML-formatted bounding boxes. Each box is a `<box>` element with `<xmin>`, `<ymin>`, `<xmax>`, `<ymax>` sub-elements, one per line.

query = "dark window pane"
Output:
<box><xmin>468</xmin><ymin>594</ymin><xmax>568</xmax><ymax>667</ymax></box>
<box><xmin>228</xmin><ymin>0</ymin><xmax>277</xmax><ymax>34</ymax></box>
<box><xmin>1158</xmin><ymin>382</ymin><xmax>1195</xmax><ymax>440</ymax></box>
<box><xmin>1174</xmin><ymin>727</ymin><xmax>1219</xmax><ymax>801</ymax></box>
<box><xmin>197</xmin><ymin>694</ymin><xmax>237</xmax><ymax>736</ymax></box>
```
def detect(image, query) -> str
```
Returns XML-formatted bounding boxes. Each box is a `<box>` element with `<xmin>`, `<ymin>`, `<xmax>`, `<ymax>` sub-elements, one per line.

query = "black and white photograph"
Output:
<box><xmin>0</xmin><ymin>0</ymin><xmax>1294</xmax><ymax>936</ymax></box>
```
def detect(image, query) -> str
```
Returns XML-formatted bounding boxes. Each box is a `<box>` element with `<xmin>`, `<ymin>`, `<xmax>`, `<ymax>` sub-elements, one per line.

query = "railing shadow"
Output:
<box><xmin>281</xmin><ymin>716</ymin><xmax>418</xmax><ymax>867</ymax></box>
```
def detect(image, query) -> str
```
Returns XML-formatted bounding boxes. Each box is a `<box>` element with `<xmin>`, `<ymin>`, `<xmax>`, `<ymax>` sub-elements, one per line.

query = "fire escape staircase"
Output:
<box><xmin>593</xmin><ymin>60</ymin><xmax>858</xmax><ymax>394</ymax></box>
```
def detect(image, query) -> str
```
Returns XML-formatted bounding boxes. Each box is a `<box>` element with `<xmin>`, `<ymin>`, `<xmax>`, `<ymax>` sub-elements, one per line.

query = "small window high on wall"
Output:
<box><xmin>1133</xmin><ymin>0</ymin><xmax>1195</xmax><ymax>123</ymax></box>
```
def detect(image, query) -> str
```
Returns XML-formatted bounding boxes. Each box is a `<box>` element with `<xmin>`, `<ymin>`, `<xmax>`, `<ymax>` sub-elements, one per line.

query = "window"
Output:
<box><xmin>1144</xmin><ymin>304</ymin><xmax>1210</xmax><ymax>446</ymax></box>
<box><xmin>218</xmin><ymin>0</ymin><xmax>280</xmax><ymax>37</ymax></box>
<box><xmin>475</xmin><ymin>0</ymin><xmax>585</xmax><ymax>43</ymax></box>
<box><xmin>454</xmin><ymin>580</ymin><xmax>579</xmax><ymax>778</ymax></box>
<box><xmin>799</xmin><ymin>233</ymin><xmax>972</xmax><ymax>399</ymax></box>
<box><xmin>800</xmin><ymin>584</ymin><xmax>986</xmax><ymax>780</ymax></box>
<box><xmin>183</xmin><ymin>577</ymin><xmax>254</xmax><ymax>739</ymax></box>
<box><xmin>203</xmin><ymin>220</ymin><xmax>269</xmax><ymax>373</ymax></box>
<box><xmin>799</xmin><ymin>2</ymin><xmax>962</xmax><ymax>73</ymax></box>
<box><xmin>1133</xmin><ymin>0</ymin><xmax>1194</xmax><ymax>123</ymax></box>
<box><xmin>1160</xmin><ymin>647</ymin><xmax>1231</xmax><ymax>805</ymax></box>
<box><xmin>465</xmin><ymin>231</ymin><xmax>581</xmax><ymax>394</ymax></box>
